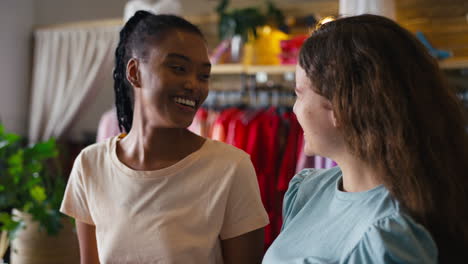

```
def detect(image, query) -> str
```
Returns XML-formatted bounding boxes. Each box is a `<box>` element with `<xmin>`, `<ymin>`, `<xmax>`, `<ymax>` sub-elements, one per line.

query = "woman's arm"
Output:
<box><xmin>221</xmin><ymin>228</ymin><xmax>265</xmax><ymax>264</ymax></box>
<box><xmin>76</xmin><ymin>221</ymin><xmax>100</xmax><ymax>264</ymax></box>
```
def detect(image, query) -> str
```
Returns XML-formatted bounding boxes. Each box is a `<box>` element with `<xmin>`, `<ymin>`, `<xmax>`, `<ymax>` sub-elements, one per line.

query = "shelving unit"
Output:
<box><xmin>211</xmin><ymin>64</ymin><xmax>295</xmax><ymax>75</ymax></box>
<box><xmin>212</xmin><ymin>58</ymin><xmax>468</xmax><ymax>75</ymax></box>
<box><xmin>439</xmin><ymin>57</ymin><xmax>468</xmax><ymax>70</ymax></box>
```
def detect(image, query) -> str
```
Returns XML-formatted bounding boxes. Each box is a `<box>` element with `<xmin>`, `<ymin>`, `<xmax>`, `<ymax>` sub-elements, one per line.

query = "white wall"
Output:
<box><xmin>35</xmin><ymin>0</ymin><xmax>216</xmax><ymax>26</ymax></box>
<box><xmin>34</xmin><ymin>0</ymin><xmax>334</xmax><ymax>26</ymax></box>
<box><xmin>0</xmin><ymin>0</ymin><xmax>35</xmax><ymax>135</ymax></box>
<box><xmin>35</xmin><ymin>0</ymin><xmax>129</xmax><ymax>26</ymax></box>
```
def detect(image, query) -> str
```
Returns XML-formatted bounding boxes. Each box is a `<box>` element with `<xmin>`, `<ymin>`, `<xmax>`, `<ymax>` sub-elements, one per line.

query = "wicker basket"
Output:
<box><xmin>10</xmin><ymin>210</ymin><xmax>79</xmax><ymax>264</ymax></box>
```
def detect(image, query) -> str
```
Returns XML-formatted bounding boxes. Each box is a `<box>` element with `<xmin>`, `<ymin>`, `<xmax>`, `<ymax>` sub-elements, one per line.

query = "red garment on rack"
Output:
<box><xmin>273</xmin><ymin>112</ymin><xmax>302</xmax><ymax>237</ymax></box>
<box><xmin>212</xmin><ymin>108</ymin><xmax>240</xmax><ymax>142</ymax></box>
<box><xmin>226</xmin><ymin>110</ymin><xmax>249</xmax><ymax>150</ymax></box>
<box><xmin>242</xmin><ymin>108</ymin><xmax>284</xmax><ymax>248</ymax></box>
<box><xmin>277</xmin><ymin>112</ymin><xmax>302</xmax><ymax>193</ymax></box>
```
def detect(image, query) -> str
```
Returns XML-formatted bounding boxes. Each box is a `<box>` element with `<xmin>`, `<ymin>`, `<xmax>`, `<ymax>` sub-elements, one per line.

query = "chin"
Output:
<box><xmin>303</xmin><ymin>145</ymin><xmax>316</xmax><ymax>157</ymax></box>
<box><xmin>303</xmin><ymin>142</ymin><xmax>327</xmax><ymax>157</ymax></box>
<box><xmin>182</xmin><ymin>118</ymin><xmax>194</xmax><ymax>127</ymax></box>
<box><xmin>174</xmin><ymin>119</ymin><xmax>193</xmax><ymax>129</ymax></box>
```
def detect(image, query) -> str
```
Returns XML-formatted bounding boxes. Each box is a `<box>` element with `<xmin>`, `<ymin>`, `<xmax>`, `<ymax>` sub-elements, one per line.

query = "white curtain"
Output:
<box><xmin>28</xmin><ymin>25</ymin><xmax>119</xmax><ymax>143</ymax></box>
<box><xmin>339</xmin><ymin>0</ymin><xmax>396</xmax><ymax>20</ymax></box>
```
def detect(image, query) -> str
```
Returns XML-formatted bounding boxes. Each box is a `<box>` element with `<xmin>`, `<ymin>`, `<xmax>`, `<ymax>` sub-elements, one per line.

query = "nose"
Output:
<box><xmin>183</xmin><ymin>79</ymin><xmax>195</xmax><ymax>91</ymax></box>
<box><xmin>183</xmin><ymin>75</ymin><xmax>198</xmax><ymax>93</ymax></box>
<box><xmin>183</xmin><ymin>74</ymin><xmax>207</xmax><ymax>94</ymax></box>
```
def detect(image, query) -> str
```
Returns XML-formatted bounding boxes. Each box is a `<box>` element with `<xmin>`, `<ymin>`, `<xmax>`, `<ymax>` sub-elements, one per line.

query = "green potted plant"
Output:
<box><xmin>216</xmin><ymin>0</ymin><xmax>286</xmax><ymax>41</ymax></box>
<box><xmin>215</xmin><ymin>0</ymin><xmax>287</xmax><ymax>63</ymax></box>
<box><xmin>0</xmin><ymin>123</ymin><xmax>75</xmax><ymax>263</ymax></box>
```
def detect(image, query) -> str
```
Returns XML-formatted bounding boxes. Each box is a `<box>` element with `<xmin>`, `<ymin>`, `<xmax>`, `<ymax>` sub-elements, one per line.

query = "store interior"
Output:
<box><xmin>1</xmin><ymin>0</ymin><xmax>467</xmax><ymax>263</ymax></box>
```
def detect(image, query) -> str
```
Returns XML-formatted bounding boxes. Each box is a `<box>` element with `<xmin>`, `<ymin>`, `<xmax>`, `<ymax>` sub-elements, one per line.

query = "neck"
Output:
<box><xmin>125</xmin><ymin>125</ymin><xmax>191</xmax><ymax>155</ymax></box>
<box><xmin>116</xmin><ymin>106</ymin><xmax>204</xmax><ymax>170</ymax></box>
<box><xmin>333</xmin><ymin>152</ymin><xmax>383</xmax><ymax>192</ymax></box>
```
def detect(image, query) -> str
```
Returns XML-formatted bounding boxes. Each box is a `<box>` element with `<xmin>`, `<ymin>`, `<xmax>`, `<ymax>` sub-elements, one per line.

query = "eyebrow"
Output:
<box><xmin>167</xmin><ymin>53</ymin><xmax>211</xmax><ymax>68</ymax></box>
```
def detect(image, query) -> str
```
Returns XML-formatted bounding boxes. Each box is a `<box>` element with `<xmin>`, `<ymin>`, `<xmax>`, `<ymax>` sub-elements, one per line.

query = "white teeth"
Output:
<box><xmin>174</xmin><ymin>97</ymin><xmax>196</xmax><ymax>107</ymax></box>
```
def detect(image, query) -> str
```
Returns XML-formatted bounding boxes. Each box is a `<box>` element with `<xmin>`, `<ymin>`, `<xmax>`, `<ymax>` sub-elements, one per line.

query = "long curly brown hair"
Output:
<box><xmin>299</xmin><ymin>14</ymin><xmax>468</xmax><ymax>262</ymax></box>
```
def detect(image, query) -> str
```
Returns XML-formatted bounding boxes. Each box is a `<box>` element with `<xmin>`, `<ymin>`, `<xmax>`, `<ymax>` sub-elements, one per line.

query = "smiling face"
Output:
<box><xmin>127</xmin><ymin>30</ymin><xmax>211</xmax><ymax>128</ymax></box>
<box><xmin>294</xmin><ymin>65</ymin><xmax>343</xmax><ymax>157</ymax></box>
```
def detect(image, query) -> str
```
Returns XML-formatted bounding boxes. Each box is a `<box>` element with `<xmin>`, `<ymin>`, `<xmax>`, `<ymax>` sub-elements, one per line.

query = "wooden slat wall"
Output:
<box><xmin>396</xmin><ymin>0</ymin><xmax>468</xmax><ymax>57</ymax></box>
<box><xmin>199</xmin><ymin>0</ymin><xmax>468</xmax><ymax>61</ymax></box>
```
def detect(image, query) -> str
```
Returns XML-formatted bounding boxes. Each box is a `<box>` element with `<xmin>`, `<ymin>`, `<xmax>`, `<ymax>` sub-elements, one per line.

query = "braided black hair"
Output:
<box><xmin>113</xmin><ymin>11</ymin><xmax>204</xmax><ymax>132</ymax></box>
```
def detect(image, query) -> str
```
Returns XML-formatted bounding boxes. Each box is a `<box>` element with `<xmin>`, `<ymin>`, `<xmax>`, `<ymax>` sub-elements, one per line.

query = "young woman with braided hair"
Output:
<box><xmin>61</xmin><ymin>11</ymin><xmax>268</xmax><ymax>264</ymax></box>
<box><xmin>263</xmin><ymin>15</ymin><xmax>468</xmax><ymax>263</ymax></box>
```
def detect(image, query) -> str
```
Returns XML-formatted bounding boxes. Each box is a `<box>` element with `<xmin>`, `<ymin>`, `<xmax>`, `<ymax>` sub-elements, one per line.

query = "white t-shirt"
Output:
<box><xmin>60</xmin><ymin>136</ymin><xmax>269</xmax><ymax>264</ymax></box>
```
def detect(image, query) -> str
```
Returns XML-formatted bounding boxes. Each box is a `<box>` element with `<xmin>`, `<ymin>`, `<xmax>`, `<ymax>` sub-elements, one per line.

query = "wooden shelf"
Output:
<box><xmin>246</xmin><ymin>65</ymin><xmax>296</xmax><ymax>74</ymax></box>
<box><xmin>212</xmin><ymin>59</ymin><xmax>468</xmax><ymax>75</ymax></box>
<box><xmin>211</xmin><ymin>64</ymin><xmax>295</xmax><ymax>75</ymax></box>
<box><xmin>439</xmin><ymin>57</ymin><xmax>468</xmax><ymax>70</ymax></box>
<box><xmin>210</xmin><ymin>64</ymin><xmax>245</xmax><ymax>74</ymax></box>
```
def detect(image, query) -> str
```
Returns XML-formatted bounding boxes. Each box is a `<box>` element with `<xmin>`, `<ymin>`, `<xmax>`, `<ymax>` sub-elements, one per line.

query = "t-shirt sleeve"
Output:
<box><xmin>60</xmin><ymin>153</ymin><xmax>94</xmax><ymax>225</ymax></box>
<box><xmin>281</xmin><ymin>169</ymin><xmax>310</xmax><ymax>230</ymax></box>
<box><xmin>220</xmin><ymin>155</ymin><xmax>269</xmax><ymax>240</ymax></box>
<box><xmin>342</xmin><ymin>214</ymin><xmax>438</xmax><ymax>264</ymax></box>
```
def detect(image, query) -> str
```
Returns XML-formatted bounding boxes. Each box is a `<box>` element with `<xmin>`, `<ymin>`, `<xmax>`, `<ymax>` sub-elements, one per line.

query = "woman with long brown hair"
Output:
<box><xmin>263</xmin><ymin>14</ymin><xmax>468</xmax><ymax>263</ymax></box>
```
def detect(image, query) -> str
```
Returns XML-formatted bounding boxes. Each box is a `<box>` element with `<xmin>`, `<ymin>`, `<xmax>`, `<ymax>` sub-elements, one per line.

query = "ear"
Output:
<box><xmin>126</xmin><ymin>58</ymin><xmax>141</xmax><ymax>88</ymax></box>
<box><xmin>331</xmin><ymin>110</ymin><xmax>339</xmax><ymax>128</ymax></box>
<box><xmin>324</xmin><ymin>100</ymin><xmax>339</xmax><ymax>128</ymax></box>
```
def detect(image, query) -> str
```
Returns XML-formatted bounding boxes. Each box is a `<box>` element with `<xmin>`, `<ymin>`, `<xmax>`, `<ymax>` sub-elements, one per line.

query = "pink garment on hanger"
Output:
<box><xmin>96</xmin><ymin>108</ymin><xmax>121</xmax><ymax>143</ymax></box>
<box><xmin>313</xmin><ymin>156</ymin><xmax>337</xmax><ymax>169</ymax></box>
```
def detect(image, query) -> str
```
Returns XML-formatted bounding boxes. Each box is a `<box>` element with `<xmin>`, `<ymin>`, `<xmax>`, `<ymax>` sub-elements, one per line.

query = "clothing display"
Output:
<box><xmin>263</xmin><ymin>167</ymin><xmax>437</xmax><ymax>263</ymax></box>
<box><xmin>61</xmin><ymin>136</ymin><xmax>269</xmax><ymax>263</ymax></box>
<box><xmin>189</xmin><ymin>105</ymin><xmax>336</xmax><ymax>248</ymax></box>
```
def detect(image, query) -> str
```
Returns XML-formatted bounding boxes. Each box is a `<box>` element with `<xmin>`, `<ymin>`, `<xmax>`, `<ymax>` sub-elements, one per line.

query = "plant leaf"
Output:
<box><xmin>0</xmin><ymin>212</ymin><xmax>20</xmax><ymax>233</ymax></box>
<box><xmin>30</xmin><ymin>185</ymin><xmax>47</xmax><ymax>202</ymax></box>
<box><xmin>27</xmin><ymin>139</ymin><xmax>58</xmax><ymax>160</ymax></box>
<box><xmin>8</xmin><ymin>150</ymin><xmax>24</xmax><ymax>184</ymax></box>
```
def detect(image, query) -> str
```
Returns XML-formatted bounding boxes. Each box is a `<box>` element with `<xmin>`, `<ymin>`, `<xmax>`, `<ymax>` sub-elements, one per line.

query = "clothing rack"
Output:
<box><xmin>207</xmin><ymin>68</ymin><xmax>297</xmax><ymax>109</ymax></box>
<box><xmin>203</xmin><ymin>89</ymin><xmax>296</xmax><ymax>109</ymax></box>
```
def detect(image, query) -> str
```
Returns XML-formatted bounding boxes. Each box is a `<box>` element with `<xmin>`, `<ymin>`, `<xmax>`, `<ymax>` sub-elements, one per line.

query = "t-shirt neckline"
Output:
<box><xmin>109</xmin><ymin>135</ymin><xmax>210</xmax><ymax>178</ymax></box>
<box><xmin>334</xmin><ymin>171</ymin><xmax>386</xmax><ymax>201</ymax></box>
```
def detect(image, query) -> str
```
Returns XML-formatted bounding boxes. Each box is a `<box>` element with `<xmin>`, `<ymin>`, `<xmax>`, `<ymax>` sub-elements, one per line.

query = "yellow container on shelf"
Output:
<box><xmin>244</xmin><ymin>26</ymin><xmax>289</xmax><ymax>66</ymax></box>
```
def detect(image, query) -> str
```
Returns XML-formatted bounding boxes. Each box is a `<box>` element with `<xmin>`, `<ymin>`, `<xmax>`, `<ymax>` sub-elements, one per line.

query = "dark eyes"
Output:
<box><xmin>200</xmin><ymin>74</ymin><xmax>211</xmax><ymax>82</ymax></box>
<box><xmin>169</xmin><ymin>64</ymin><xmax>210</xmax><ymax>82</ymax></box>
<box><xmin>170</xmin><ymin>65</ymin><xmax>186</xmax><ymax>73</ymax></box>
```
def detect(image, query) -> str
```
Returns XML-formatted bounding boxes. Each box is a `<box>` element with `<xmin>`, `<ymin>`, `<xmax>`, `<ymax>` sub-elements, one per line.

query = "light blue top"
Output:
<box><xmin>263</xmin><ymin>167</ymin><xmax>438</xmax><ymax>264</ymax></box>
